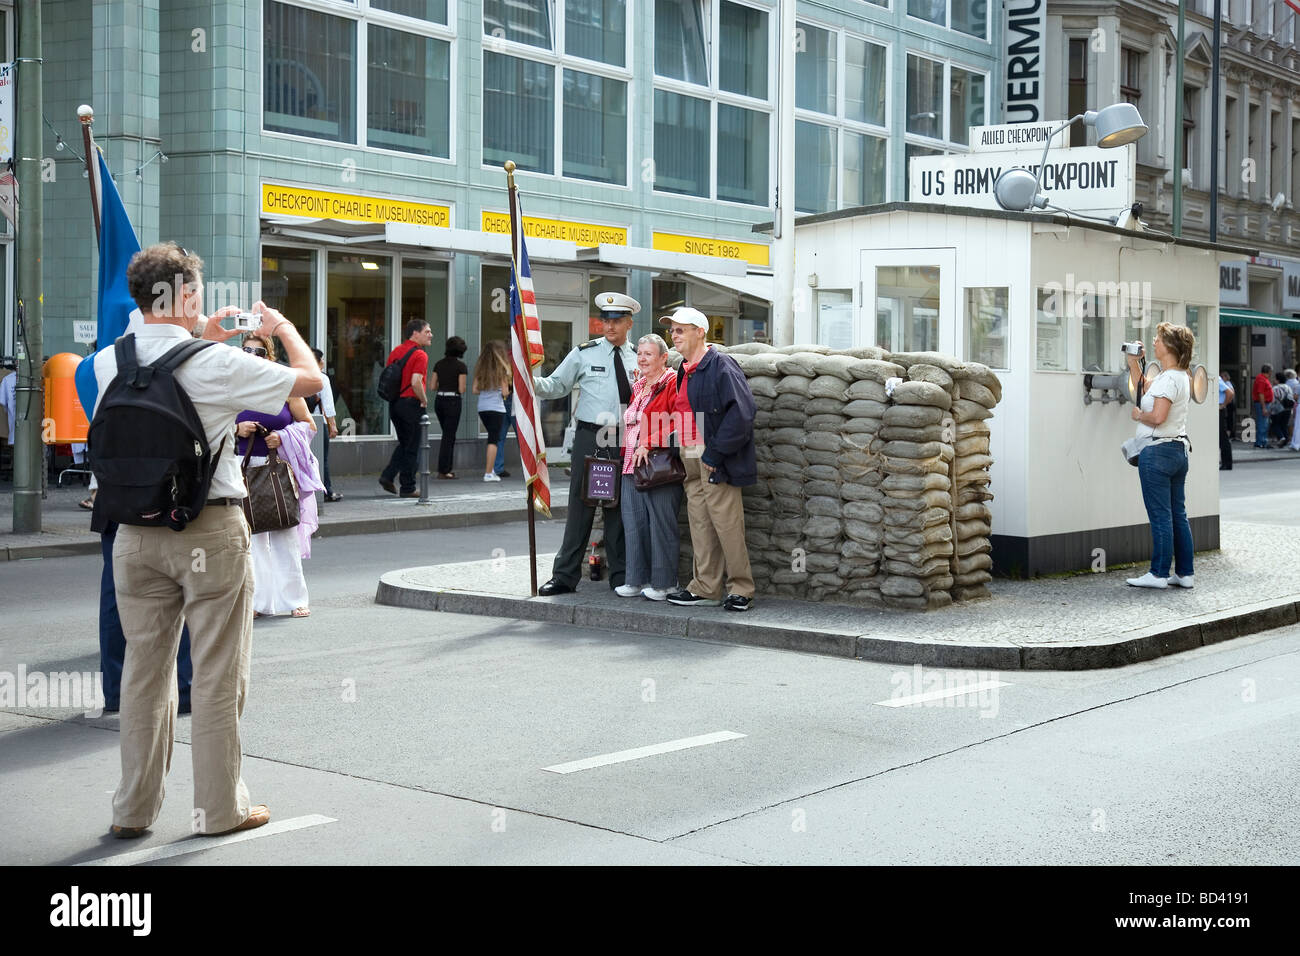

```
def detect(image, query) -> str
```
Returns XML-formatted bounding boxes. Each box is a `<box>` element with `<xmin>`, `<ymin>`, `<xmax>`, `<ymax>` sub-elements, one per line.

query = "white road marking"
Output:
<box><xmin>77</xmin><ymin>814</ymin><xmax>337</xmax><ymax>867</ymax></box>
<box><xmin>543</xmin><ymin>731</ymin><xmax>746</xmax><ymax>774</ymax></box>
<box><xmin>875</xmin><ymin>680</ymin><xmax>1010</xmax><ymax>707</ymax></box>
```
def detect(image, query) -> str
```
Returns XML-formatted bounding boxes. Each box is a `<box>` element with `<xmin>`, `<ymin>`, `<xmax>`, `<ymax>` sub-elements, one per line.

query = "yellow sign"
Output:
<box><xmin>481</xmin><ymin>211</ymin><xmax>627</xmax><ymax>246</ymax></box>
<box><xmin>262</xmin><ymin>183</ymin><xmax>450</xmax><ymax>228</ymax></box>
<box><xmin>652</xmin><ymin>231</ymin><xmax>771</xmax><ymax>267</ymax></box>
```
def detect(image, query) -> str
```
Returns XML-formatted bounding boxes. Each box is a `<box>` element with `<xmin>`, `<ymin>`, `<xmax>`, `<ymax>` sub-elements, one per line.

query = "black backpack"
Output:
<box><xmin>89</xmin><ymin>334</ymin><xmax>225</xmax><ymax>533</ymax></box>
<box><xmin>376</xmin><ymin>343</ymin><xmax>416</xmax><ymax>402</ymax></box>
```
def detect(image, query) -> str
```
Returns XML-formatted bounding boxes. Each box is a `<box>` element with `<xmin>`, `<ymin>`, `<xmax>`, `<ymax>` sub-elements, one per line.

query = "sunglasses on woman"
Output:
<box><xmin>243</xmin><ymin>346</ymin><xmax>268</xmax><ymax>358</ymax></box>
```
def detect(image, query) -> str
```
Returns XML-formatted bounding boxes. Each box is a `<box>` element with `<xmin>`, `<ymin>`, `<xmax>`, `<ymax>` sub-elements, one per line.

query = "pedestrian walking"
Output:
<box><xmin>474</xmin><ymin>340</ymin><xmax>512</xmax><ymax>482</ymax></box>
<box><xmin>1269</xmin><ymin>371</ymin><xmax>1293</xmax><ymax>446</ymax></box>
<box><xmin>661</xmin><ymin>307</ymin><xmax>758</xmax><ymax>612</ymax></box>
<box><xmin>1124</xmin><ymin>322</ymin><xmax>1195</xmax><ymax>590</ymax></box>
<box><xmin>431</xmin><ymin>336</ymin><xmax>467</xmax><ymax>479</ymax></box>
<box><xmin>89</xmin><ymin>242</ymin><xmax>323</xmax><ymax>837</ymax></box>
<box><xmin>617</xmin><ymin>333</ymin><xmax>683</xmax><ymax>602</ymax></box>
<box><xmin>1287</xmin><ymin>369</ymin><xmax>1300</xmax><ymax>452</ymax></box>
<box><xmin>236</xmin><ymin>334</ymin><xmax>322</xmax><ymax>618</ymax></box>
<box><xmin>533</xmin><ymin>292</ymin><xmax>640</xmax><ymax>595</ymax></box>
<box><xmin>1218</xmin><ymin>369</ymin><xmax>1234</xmax><ymax>470</ymax></box>
<box><xmin>378</xmin><ymin>319</ymin><xmax>432</xmax><ymax>498</ymax></box>
<box><xmin>1251</xmin><ymin>364</ymin><xmax>1273</xmax><ymax>448</ymax></box>
<box><xmin>308</xmin><ymin>348</ymin><xmax>343</xmax><ymax>501</ymax></box>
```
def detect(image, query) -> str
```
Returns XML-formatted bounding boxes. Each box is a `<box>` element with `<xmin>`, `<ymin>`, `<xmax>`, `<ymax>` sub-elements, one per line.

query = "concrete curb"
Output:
<box><xmin>374</xmin><ymin>575</ymin><xmax>1300</xmax><ymax>670</ymax></box>
<box><xmin>0</xmin><ymin>504</ymin><xmax>568</xmax><ymax>562</ymax></box>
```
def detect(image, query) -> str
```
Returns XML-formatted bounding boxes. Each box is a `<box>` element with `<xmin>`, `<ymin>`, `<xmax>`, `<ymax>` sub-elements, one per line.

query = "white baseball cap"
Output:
<box><xmin>658</xmin><ymin>306</ymin><xmax>709</xmax><ymax>330</ymax></box>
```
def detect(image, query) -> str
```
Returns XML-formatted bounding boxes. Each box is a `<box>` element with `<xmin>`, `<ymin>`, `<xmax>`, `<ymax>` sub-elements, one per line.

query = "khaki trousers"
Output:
<box><xmin>111</xmin><ymin>505</ymin><xmax>254</xmax><ymax>834</ymax></box>
<box><xmin>682</xmin><ymin>454</ymin><xmax>755</xmax><ymax>600</ymax></box>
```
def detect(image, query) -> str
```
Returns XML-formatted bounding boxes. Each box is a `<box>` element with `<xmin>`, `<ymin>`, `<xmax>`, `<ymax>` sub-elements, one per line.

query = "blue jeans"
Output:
<box><xmin>1137</xmin><ymin>441</ymin><xmax>1194</xmax><ymax>579</ymax></box>
<box><xmin>494</xmin><ymin>411</ymin><xmax>513</xmax><ymax>475</ymax></box>
<box><xmin>1253</xmin><ymin>401</ymin><xmax>1268</xmax><ymax>447</ymax></box>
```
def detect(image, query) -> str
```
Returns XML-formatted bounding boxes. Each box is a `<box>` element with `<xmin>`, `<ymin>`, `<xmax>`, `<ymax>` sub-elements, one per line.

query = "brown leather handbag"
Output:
<box><xmin>632</xmin><ymin>446</ymin><xmax>685</xmax><ymax>490</ymax></box>
<box><xmin>240</xmin><ymin>428</ymin><xmax>300</xmax><ymax>533</ymax></box>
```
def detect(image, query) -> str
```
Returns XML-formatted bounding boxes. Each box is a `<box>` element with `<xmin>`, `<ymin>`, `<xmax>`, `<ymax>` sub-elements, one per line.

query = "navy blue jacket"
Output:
<box><xmin>678</xmin><ymin>346</ymin><xmax>757</xmax><ymax>487</ymax></box>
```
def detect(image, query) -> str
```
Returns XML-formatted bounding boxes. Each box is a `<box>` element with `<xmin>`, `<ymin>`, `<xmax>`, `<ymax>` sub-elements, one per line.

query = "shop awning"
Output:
<box><xmin>1219</xmin><ymin>307</ymin><xmax>1300</xmax><ymax>330</ymax></box>
<box><xmin>684</xmin><ymin>271</ymin><xmax>774</xmax><ymax>303</ymax></box>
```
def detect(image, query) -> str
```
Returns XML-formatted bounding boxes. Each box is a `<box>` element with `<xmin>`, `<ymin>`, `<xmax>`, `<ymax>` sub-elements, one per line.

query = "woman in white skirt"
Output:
<box><xmin>236</xmin><ymin>334</ymin><xmax>321</xmax><ymax>617</ymax></box>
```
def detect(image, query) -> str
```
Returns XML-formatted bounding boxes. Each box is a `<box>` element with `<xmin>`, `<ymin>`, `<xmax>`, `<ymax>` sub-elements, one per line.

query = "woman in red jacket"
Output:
<box><xmin>1252</xmin><ymin>364</ymin><xmax>1274</xmax><ymax>448</ymax></box>
<box><xmin>616</xmin><ymin>334</ymin><xmax>682</xmax><ymax>601</ymax></box>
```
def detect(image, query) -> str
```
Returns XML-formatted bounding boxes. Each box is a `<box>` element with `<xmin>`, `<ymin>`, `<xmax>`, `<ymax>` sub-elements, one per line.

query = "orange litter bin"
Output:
<box><xmin>43</xmin><ymin>352</ymin><xmax>90</xmax><ymax>444</ymax></box>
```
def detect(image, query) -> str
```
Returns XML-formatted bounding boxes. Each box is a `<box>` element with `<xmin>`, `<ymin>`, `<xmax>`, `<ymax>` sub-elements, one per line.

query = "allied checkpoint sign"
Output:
<box><xmin>908</xmin><ymin>139</ymin><xmax>1136</xmax><ymax>218</ymax></box>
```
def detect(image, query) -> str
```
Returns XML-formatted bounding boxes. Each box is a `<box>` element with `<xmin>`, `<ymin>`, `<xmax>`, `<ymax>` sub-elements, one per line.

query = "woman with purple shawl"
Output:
<box><xmin>236</xmin><ymin>334</ymin><xmax>325</xmax><ymax>618</ymax></box>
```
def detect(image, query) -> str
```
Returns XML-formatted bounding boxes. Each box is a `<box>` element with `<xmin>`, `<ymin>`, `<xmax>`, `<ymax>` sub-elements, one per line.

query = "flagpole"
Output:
<box><xmin>77</xmin><ymin>105</ymin><xmax>100</xmax><ymax>242</ymax></box>
<box><xmin>505</xmin><ymin>159</ymin><xmax>539</xmax><ymax>597</ymax></box>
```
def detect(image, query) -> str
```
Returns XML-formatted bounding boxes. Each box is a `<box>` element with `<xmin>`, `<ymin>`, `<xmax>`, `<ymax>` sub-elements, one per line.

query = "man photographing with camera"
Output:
<box><xmin>90</xmin><ymin>243</ymin><xmax>322</xmax><ymax>838</ymax></box>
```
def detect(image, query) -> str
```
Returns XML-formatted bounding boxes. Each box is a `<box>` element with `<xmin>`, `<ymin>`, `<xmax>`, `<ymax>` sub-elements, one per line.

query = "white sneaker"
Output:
<box><xmin>1126</xmin><ymin>572</ymin><xmax>1169</xmax><ymax>589</ymax></box>
<box><xmin>641</xmin><ymin>587</ymin><xmax>669</xmax><ymax>601</ymax></box>
<box><xmin>483</xmin><ymin>473</ymin><xmax>501</xmax><ymax>482</ymax></box>
<box><xmin>615</xmin><ymin>584</ymin><xmax>642</xmax><ymax>597</ymax></box>
<box><xmin>1168</xmin><ymin>573</ymin><xmax>1195</xmax><ymax>589</ymax></box>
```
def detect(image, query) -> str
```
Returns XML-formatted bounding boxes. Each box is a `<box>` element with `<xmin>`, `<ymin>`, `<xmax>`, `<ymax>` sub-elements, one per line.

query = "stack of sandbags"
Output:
<box><xmin>876</xmin><ymin>356</ymin><xmax>957</xmax><ymax>610</ymax></box>
<box><xmin>947</xmin><ymin>362</ymin><xmax>1000</xmax><ymax>601</ymax></box>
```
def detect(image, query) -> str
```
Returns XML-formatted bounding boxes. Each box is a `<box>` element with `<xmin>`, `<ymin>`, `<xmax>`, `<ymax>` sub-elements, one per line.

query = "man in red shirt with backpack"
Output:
<box><xmin>379</xmin><ymin>319</ymin><xmax>432</xmax><ymax>497</ymax></box>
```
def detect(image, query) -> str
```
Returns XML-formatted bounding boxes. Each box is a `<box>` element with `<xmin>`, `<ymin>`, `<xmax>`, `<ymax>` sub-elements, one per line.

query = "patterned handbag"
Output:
<box><xmin>240</xmin><ymin>429</ymin><xmax>300</xmax><ymax>533</ymax></box>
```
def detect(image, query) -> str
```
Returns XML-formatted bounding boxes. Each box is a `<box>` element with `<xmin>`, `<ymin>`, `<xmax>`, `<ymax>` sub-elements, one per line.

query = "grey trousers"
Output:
<box><xmin>551</xmin><ymin>425</ymin><xmax>625</xmax><ymax>588</ymax></box>
<box><xmin>620</xmin><ymin>478</ymin><xmax>684</xmax><ymax>590</ymax></box>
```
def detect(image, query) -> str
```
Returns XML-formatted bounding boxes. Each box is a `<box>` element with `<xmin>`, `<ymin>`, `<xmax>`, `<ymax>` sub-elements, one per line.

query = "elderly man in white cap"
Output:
<box><xmin>661</xmin><ymin>307</ymin><xmax>757</xmax><ymax>611</ymax></box>
<box><xmin>534</xmin><ymin>291</ymin><xmax>640</xmax><ymax>595</ymax></box>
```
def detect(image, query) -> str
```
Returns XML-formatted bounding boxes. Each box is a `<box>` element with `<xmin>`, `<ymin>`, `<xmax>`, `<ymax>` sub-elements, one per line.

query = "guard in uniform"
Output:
<box><xmin>535</xmin><ymin>292</ymin><xmax>640</xmax><ymax>595</ymax></box>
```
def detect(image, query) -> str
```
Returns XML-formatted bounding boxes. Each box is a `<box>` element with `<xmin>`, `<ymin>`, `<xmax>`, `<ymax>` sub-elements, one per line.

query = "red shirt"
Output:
<box><xmin>675</xmin><ymin>348</ymin><xmax>710</xmax><ymax>447</ymax></box>
<box><xmin>622</xmin><ymin>370</ymin><xmax>678</xmax><ymax>474</ymax></box>
<box><xmin>387</xmin><ymin>341</ymin><xmax>429</xmax><ymax>399</ymax></box>
<box><xmin>1253</xmin><ymin>373</ymin><xmax>1274</xmax><ymax>405</ymax></box>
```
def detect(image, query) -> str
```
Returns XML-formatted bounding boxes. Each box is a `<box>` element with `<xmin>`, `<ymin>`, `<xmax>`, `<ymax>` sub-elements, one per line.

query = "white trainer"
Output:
<box><xmin>1168</xmin><ymin>573</ymin><xmax>1195</xmax><ymax>589</ymax></box>
<box><xmin>1126</xmin><ymin>572</ymin><xmax>1168</xmax><ymax>589</ymax></box>
<box><xmin>614</xmin><ymin>584</ymin><xmax>642</xmax><ymax>597</ymax></box>
<box><xmin>483</xmin><ymin>473</ymin><xmax>501</xmax><ymax>482</ymax></box>
<box><xmin>641</xmin><ymin>587</ymin><xmax>669</xmax><ymax>601</ymax></box>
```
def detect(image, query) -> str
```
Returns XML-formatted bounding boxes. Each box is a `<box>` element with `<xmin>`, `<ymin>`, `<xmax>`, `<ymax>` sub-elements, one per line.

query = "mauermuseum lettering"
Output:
<box><xmin>1004</xmin><ymin>0</ymin><xmax>1045</xmax><ymax>123</ymax></box>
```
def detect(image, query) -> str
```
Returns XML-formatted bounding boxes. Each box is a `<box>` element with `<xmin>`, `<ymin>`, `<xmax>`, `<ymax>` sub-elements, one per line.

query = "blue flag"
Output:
<box><xmin>75</xmin><ymin>151</ymin><xmax>143</xmax><ymax>414</ymax></box>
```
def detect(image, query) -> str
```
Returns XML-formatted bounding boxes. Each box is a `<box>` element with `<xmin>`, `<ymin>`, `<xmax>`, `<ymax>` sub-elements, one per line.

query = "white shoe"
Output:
<box><xmin>1126</xmin><ymin>572</ymin><xmax>1169</xmax><ymax>589</ymax></box>
<box><xmin>1168</xmin><ymin>573</ymin><xmax>1195</xmax><ymax>589</ymax></box>
<box><xmin>615</xmin><ymin>584</ymin><xmax>642</xmax><ymax>597</ymax></box>
<box><xmin>483</xmin><ymin>473</ymin><xmax>501</xmax><ymax>482</ymax></box>
<box><xmin>641</xmin><ymin>587</ymin><xmax>669</xmax><ymax>601</ymax></box>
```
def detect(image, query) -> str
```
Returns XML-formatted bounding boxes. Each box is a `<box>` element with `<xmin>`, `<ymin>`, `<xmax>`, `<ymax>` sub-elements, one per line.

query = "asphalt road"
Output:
<box><xmin>1</xmin><ymin>463</ymin><xmax>1297</xmax><ymax>865</ymax></box>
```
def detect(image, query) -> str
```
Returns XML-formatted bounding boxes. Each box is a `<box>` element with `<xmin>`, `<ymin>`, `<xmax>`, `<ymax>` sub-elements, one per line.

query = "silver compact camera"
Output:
<box><xmin>1120</xmin><ymin>341</ymin><xmax>1145</xmax><ymax>356</ymax></box>
<box><xmin>231</xmin><ymin>312</ymin><xmax>261</xmax><ymax>332</ymax></box>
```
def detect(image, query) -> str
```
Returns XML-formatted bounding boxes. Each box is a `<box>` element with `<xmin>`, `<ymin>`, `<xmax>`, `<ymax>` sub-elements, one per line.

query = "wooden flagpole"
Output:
<box><xmin>505</xmin><ymin>160</ymin><xmax>539</xmax><ymax>597</ymax></box>
<box><xmin>77</xmin><ymin>105</ymin><xmax>100</xmax><ymax>242</ymax></box>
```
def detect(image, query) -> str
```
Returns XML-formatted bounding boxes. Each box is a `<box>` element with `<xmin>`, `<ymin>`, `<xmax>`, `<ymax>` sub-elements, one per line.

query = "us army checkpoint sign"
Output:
<box><xmin>908</xmin><ymin>142</ymin><xmax>1136</xmax><ymax>217</ymax></box>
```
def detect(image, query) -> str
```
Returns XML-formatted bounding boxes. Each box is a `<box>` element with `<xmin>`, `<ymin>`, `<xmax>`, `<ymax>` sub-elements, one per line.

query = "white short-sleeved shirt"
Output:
<box><xmin>1138</xmin><ymin>368</ymin><xmax>1190</xmax><ymax>442</ymax></box>
<box><xmin>93</xmin><ymin>323</ymin><xmax>297</xmax><ymax>498</ymax></box>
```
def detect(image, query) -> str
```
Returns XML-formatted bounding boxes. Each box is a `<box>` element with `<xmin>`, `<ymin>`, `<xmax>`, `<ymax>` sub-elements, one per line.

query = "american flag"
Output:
<box><xmin>508</xmin><ymin>188</ymin><xmax>552</xmax><ymax>517</ymax></box>
<box><xmin>1288</xmin><ymin>0</ymin><xmax>1300</xmax><ymax>16</ymax></box>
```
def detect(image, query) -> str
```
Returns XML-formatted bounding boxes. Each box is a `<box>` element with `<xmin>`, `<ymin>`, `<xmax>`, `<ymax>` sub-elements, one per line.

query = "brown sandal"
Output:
<box><xmin>292</xmin><ymin>607</ymin><xmax>310</xmax><ymax>618</ymax></box>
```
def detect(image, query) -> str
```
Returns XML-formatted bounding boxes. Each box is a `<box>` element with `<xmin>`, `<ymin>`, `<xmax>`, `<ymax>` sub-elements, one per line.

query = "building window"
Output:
<box><xmin>372</xmin><ymin>0</ymin><xmax>448</xmax><ymax>24</ymax></box>
<box><xmin>261</xmin><ymin>247</ymin><xmax>317</xmax><ymax>346</ymax></box>
<box><xmin>906</xmin><ymin>53</ymin><xmax>985</xmax><ymax>145</ymax></box>
<box><xmin>1183</xmin><ymin>86</ymin><xmax>1199</xmax><ymax>175</ymax></box>
<box><xmin>264</xmin><ymin>2</ymin><xmax>357</xmax><ymax>143</ymax></box>
<box><xmin>877</xmin><ymin>266</ymin><xmax>940</xmax><ymax>353</ymax></box>
<box><xmin>652</xmin><ymin>0</ymin><xmax>772</xmax><ymax>205</ymax></box>
<box><xmin>1186</xmin><ymin>305</ymin><xmax>1204</xmax><ymax>367</ymax></box>
<box><xmin>795</xmin><ymin>24</ymin><xmax>888</xmax><ymax>212</ymax></box>
<box><xmin>1068</xmin><ymin>38</ymin><xmax>1088</xmax><ymax>146</ymax></box>
<box><xmin>328</xmin><ymin>253</ymin><xmax>392</xmax><ymax>437</ymax></box>
<box><xmin>907</xmin><ymin>0</ymin><xmax>987</xmax><ymax>40</ymax></box>
<box><xmin>1120</xmin><ymin>48</ymin><xmax>1143</xmax><ymax>112</ymax></box>
<box><xmin>1079</xmin><ymin>294</ymin><xmax>1110</xmax><ymax>372</ymax></box>
<box><xmin>815</xmin><ymin>290</ymin><xmax>854</xmax><ymax>350</ymax></box>
<box><xmin>965</xmin><ymin>287</ymin><xmax>1008</xmax><ymax>369</ymax></box>
<box><xmin>1036</xmin><ymin>288</ymin><xmax>1069</xmax><ymax>371</ymax></box>
<box><xmin>367</xmin><ymin>26</ymin><xmax>451</xmax><ymax>157</ymax></box>
<box><xmin>483</xmin><ymin>1</ymin><xmax>630</xmax><ymax>184</ymax></box>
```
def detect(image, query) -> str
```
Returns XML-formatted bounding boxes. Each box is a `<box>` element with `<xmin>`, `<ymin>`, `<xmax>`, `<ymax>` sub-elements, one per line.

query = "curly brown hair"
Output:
<box><xmin>1156</xmin><ymin>321</ymin><xmax>1194</xmax><ymax>370</ymax></box>
<box><xmin>126</xmin><ymin>243</ymin><xmax>204</xmax><ymax>314</ymax></box>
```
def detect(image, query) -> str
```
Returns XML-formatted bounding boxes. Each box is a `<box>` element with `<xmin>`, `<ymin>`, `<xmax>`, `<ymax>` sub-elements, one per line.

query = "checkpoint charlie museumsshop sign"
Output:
<box><xmin>908</xmin><ymin>142</ymin><xmax>1136</xmax><ymax>217</ymax></box>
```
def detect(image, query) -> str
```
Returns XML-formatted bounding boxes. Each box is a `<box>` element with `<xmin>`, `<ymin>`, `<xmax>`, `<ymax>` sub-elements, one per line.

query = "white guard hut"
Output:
<box><xmin>781</xmin><ymin>203</ymin><xmax>1257</xmax><ymax>576</ymax></box>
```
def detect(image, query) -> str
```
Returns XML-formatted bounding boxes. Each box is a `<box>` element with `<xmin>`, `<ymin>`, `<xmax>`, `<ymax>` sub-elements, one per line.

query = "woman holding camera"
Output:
<box><xmin>1126</xmin><ymin>322</ymin><xmax>1196</xmax><ymax>590</ymax></box>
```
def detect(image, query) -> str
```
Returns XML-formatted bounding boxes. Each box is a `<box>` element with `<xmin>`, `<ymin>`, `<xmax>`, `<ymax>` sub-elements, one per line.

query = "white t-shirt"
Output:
<box><xmin>1137</xmin><ymin>368</ymin><xmax>1190</xmax><ymax>442</ymax></box>
<box><xmin>476</xmin><ymin>387</ymin><xmax>506</xmax><ymax>414</ymax></box>
<box><xmin>93</xmin><ymin>323</ymin><xmax>297</xmax><ymax>498</ymax></box>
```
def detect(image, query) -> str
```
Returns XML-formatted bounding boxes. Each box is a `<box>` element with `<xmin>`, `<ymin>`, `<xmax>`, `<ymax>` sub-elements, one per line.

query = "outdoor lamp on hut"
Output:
<box><xmin>993</xmin><ymin>103</ymin><xmax>1149</xmax><ymax>213</ymax></box>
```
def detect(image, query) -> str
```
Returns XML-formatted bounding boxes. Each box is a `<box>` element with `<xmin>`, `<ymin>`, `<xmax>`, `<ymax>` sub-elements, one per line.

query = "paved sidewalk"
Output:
<box><xmin>0</xmin><ymin>471</ymin><xmax>564</xmax><ymax>561</ymax></box>
<box><xmin>376</xmin><ymin>519</ymin><xmax>1300</xmax><ymax>670</ymax></box>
